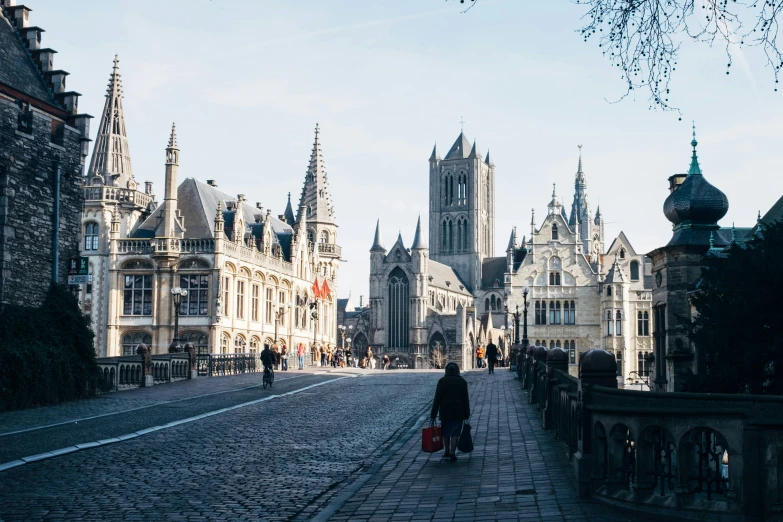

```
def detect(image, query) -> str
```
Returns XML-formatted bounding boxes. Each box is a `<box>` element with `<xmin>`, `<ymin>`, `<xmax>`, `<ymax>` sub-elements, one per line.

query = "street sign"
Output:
<box><xmin>69</xmin><ymin>256</ymin><xmax>89</xmax><ymax>276</ymax></box>
<box><xmin>68</xmin><ymin>275</ymin><xmax>91</xmax><ymax>285</ymax></box>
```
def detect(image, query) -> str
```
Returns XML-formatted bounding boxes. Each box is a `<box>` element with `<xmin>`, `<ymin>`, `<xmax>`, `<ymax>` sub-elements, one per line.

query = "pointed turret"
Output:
<box><xmin>411</xmin><ymin>215</ymin><xmax>427</xmax><ymax>250</ymax></box>
<box><xmin>506</xmin><ymin>226</ymin><xmax>518</xmax><ymax>252</ymax></box>
<box><xmin>396</xmin><ymin>231</ymin><xmax>405</xmax><ymax>249</ymax></box>
<box><xmin>370</xmin><ymin>218</ymin><xmax>386</xmax><ymax>252</ymax></box>
<box><xmin>594</xmin><ymin>205</ymin><xmax>602</xmax><ymax>225</ymax></box>
<box><xmin>687</xmin><ymin>123</ymin><xmax>702</xmax><ymax>175</ymax></box>
<box><xmin>162</xmin><ymin>122</ymin><xmax>180</xmax><ymax>239</ymax></box>
<box><xmin>429</xmin><ymin>143</ymin><xmax>441</xmax><ymax>162</ymax></box>
<box><xmin>484</xmin><ymin>149</ymin><xmax>492</xmax><ymax>166</ymax></box>
<box><xmin>296</xmin><ymin>123</ymin><xmax>336</xmax><ymax>224</ymax></box>
<box><xmin>284</xmin><ymin>192</ymin><xmax>295</xmax><ymax>225</ymax></box>
<box><xmin>468</xmin><ymin>139</ymin><xmax>479</xmax><ymax>159</ymax></box>
<box><xmin>87</xmin><ymin>55</ymin><xmax>134</xmax><ymax>188</ymax></box>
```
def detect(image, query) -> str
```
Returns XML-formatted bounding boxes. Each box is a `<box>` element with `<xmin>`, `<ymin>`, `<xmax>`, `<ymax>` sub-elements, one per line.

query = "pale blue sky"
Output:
<box><xmin>33</xmin><ymin>0</ymin><xmax>783</xmax><ymax>299</ymax></box>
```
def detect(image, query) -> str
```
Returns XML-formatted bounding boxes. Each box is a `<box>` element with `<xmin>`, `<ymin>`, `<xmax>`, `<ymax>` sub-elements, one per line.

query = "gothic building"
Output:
<box><xmin>80</xmin><ymin>59</ymin><xmax>340</xmax><ymax>355</ymax></box>
<box><xmin>0</xmin><ymin>0</ymin><xmax>91</xmax><ymax>307</ymax></box>
<box><xmin>367</xmin><ymin>132</ymin><xmax>654</xmax><ymax>382</ymax></box>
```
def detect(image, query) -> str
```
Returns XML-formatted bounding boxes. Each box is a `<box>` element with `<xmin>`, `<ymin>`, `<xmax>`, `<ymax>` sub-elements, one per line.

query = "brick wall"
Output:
<box><xmin>0</xmin><ymin>95</ymin><xmax>84</xmax><ymax>307</ymax></box>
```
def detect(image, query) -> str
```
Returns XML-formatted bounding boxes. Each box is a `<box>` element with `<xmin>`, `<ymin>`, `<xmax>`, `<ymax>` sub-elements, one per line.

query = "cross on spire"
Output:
<box><xmin>460</xmin><ymin>116</ymin><xmax>464</xmax><ymax>132</ymax></box>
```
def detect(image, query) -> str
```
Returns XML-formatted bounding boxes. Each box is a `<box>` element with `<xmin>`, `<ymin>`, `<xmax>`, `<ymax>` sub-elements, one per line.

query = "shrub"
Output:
<box><xmin>0</xmin><ymin>283</ymin><xmax>104</xmax><ymax>411</ymax></box>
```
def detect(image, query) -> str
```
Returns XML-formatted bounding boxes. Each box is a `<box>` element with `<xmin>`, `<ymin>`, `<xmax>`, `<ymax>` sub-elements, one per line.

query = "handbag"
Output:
<box><xmin>422</xmin><ymin>423</ymin><xmax>444</xmax><ymax>453</ymax></box>
<box><xmin>457</xmin><ymin>421</ymin><xmax>474</xmax><ymax>453</ymax></box>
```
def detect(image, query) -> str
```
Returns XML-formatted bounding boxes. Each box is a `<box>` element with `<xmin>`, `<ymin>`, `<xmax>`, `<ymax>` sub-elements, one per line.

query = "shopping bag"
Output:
<box><xmin>422</xmin><ymin>425</ymin><xmax>444</xmax><ymax>453</ymax></box>
<box><xmin>457</xmin><ymin>422</ymin><xmax>474</xmax><ymax>453</ymax></box>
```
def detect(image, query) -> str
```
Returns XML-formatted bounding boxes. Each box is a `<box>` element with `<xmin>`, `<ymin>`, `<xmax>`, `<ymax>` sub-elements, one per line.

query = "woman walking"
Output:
<box><xmin>430</xmin><ymin>362</ymin><xmax>470</xmax><ymax>462</ymax></box>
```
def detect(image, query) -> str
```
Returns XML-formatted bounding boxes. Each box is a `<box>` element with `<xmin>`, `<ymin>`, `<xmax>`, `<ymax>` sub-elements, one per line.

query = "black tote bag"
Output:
<box><xmin>457</xmin><ymin>422</ymin><xmax>474</xmax><ymax>453</ymax></box>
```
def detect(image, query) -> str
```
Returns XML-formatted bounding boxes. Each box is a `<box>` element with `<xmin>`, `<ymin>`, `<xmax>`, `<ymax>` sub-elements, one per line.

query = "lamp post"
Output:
<box><xmin>170</xmin><ymin>286</ymin><xmax>188</xmax><ymax>352</ymax></box>
<box><xmin>522</xmin><ymin>287</ymin><xmax>529</xmax><ymax>351</ymax></box>
<box><xmin>274</xmin><ymin>303</ymin><xmax>292</xmax><ymax>369</ymax></box>
<box><xmin>338</xmin><ymin>324</ymin><xmax>353</xmax><ymax>367</ymax></box>
<box><xmin>310</xmin><ymin>299</ymin><xmax>319</xmax><ymax>361</ymax></box>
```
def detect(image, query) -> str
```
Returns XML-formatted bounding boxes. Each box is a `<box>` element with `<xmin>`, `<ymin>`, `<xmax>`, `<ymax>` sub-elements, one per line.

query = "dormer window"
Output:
<box><xmin>17</xmin><ymin>101</ymin><xmax>32</xmax><ymax>134</ymax></box>
<box><xmin>551</xmin><ymin>224</ymin><xmax>558</xmax><ymax>241</ymax></box>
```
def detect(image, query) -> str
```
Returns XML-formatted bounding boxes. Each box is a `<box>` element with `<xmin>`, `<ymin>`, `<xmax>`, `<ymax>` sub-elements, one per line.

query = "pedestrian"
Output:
<box><xmin>336</xmin><ymin>347</ymin><xmax>344</xmax><ymax>367</ymax></box>
<box><xmin>476</xmin><ymin>345</ymin><xmax>485</xmax><ymax>369</ymax></box>
<box><xmin>297</xmin><ymin>343</ymin><xmax>305</xmax><ymax>370</ymax></box>
<box><xmin>345</xmin><ymin>346</ymin><xmax>352</xmax><ymax>367</ymax></box>
<box><xmin>430</xmin><ymin>362</ymin><xmax>470</xmax><ymax>462</ymax></box>
<box><xmin>486</xmin><ymin>338</ymin><xmax>499</xmax><ymax>375</ymax></box>
<box><xmin>281</xmin><ymin>343</ymin><xmax>289</xmax><ymax>371</ymax></box>
<box><xmin>382</xmin><ymin>354</ymin><xmax>390</xmax><ymax>370</ymax></box>
<box><xmin>320</xmin><ymin>344</ymin><xmax>327</xmax><ymax>367</ymax></box>
<box><xmin>272</xmin><ymin>344</ymin><xmax>281</xmax><ymax>371</ymax></box>
<box><xmin>328</xmin><ymin>346</ymin><xmax>335</xmax><ymax>367</ymax></box>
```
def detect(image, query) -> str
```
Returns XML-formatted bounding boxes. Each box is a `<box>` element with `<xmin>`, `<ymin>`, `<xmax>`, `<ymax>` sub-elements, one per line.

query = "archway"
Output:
<box><xmin>429</xmin><ymin>332</ymin><xmax>447</xmax><ymax>369</ymax></box>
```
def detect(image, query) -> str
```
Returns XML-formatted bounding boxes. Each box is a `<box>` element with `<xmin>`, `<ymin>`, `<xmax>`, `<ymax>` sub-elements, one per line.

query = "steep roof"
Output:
<box><xmin>370</xmin><ymin>218</ymin><xmax>386</xmax><ymax>252</ymax></box>
<box><xmin>428</xmin><ymin>260</ymin><xmax>472</xmax><ymax>295</ymax></box>
<box><xmin>481</xmin><ymin>257</ymin><xmax>507</xmax><ymax>290</ymax></box>
<box><xmin>444</xmin><ymin>131</ymin><xmax>472</xmax><ymax>160</ymax></box>
<box><xmin>411</xmin><ymin>215</ymin><xmax>426</xmax><ymax>249</ymax></box>
<box><xmin>0</xmin><ymin>8</ymin><xmax>56</xmax><ymax>105</ymax></box>
<box><xmin>86</xmin><ymin>56</ymin><xmax>134</xmax><ymax>187</ymax></box>
<box><xmin>296</xmin><ymin>124</ymin><xmax>336</xmax><ymax>225</ymax></box>
<box><xmin>283</xmin><ymin>192</ymin><xmax>295</xmax><ymax>225</ymax></box>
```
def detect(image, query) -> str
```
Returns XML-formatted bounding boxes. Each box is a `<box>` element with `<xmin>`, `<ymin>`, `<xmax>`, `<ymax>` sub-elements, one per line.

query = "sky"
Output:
<box><xmin>30</xmin><ymin>0</ymin><xmax>783</xmax><ymax>300</ymax></box>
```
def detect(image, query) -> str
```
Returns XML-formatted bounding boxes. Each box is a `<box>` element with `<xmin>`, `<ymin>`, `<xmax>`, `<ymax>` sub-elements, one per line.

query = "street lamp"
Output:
<box><xmin>170</xmin><ymin>286</ymin><xmax>188</xmax><ymax>352</ymax></box>
<box><xmin>522</xmin><ymin>287</ymin><xmax>529</xmax><ymax>351</ymax></box>
<box><xmin>338</xmin><ymin>324</ymin><xmax>353</xmax><ymax>367</ymax></box>
<box><xmin>346</xmin><ymin>336</ymin><xmax>352</xmax><ymax>367</ymax></box>
<box><xmin>501</xmin><ymin>325</ymin><xmax>510</xmax><ymax>367</ymax></box>
<box><xmin>310</xmin><ymin>298</ymin><xmax>320</xmax><ymax>360</ymax></box>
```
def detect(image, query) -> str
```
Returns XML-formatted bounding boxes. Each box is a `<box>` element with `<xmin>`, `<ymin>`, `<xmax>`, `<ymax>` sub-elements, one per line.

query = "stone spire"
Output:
<box><xmin>162</xmin><ymin>123</ymin><xmax>180</xmax><ymax>239</ymax></box>
<box><xmin>411</xmin><ymin>215</ymin><xmax>427</xmax><ymax>250</ymax></box>
<box><xmin>284</xmin><ymin>192</ymin><xmax>295</xmax><ymax>225</ymax></box>
<box><xmin>370</xmin><ymin>218</ymin><xmax>386</xmax><ymax>252</ymax></box>
<box><xmin>506</xmin><ymin>226</ymin><xmax>518</xmax><ymax>252</ymax></box>
<box><xmin>296</xmin><ymin>123</ymin><xmax>336</xmax><ymax>224</ymax></box>
<box><xmin>484</xmin><ymin>149</ymin><xmax>492</xmax><ymax>166</ymax></box>
<box><xmin>429</xmin><ymin>143</ymin><xmax>441</xmax><ymax>162</ymax></box>
<box><xmin>87</xmin><ymin>55</ymin><xmax>134</xmax><ymax>188</ymax></box>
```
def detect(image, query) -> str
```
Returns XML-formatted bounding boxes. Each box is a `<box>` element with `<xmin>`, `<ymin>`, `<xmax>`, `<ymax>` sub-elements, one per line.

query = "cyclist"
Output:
<box><xmin>260</xmin><ymin>344</ymin><xmax>275</xmax><ymax>382</ymax></box>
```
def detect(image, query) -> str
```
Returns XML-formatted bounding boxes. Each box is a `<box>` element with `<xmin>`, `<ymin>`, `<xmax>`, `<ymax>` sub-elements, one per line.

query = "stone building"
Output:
<box><xmin>0</xmin><ymin>0</ymin><xmax>91</xmax><ymax>307</ymax></box>
<box><xmin>80</xmin><ymin>60</ymin><xmax>340</xmax><ymax>355</ymax></box>
<box><xmin>366</xmin><ymin>132</ymin><xmax>654</xmax><ymax>381</ymax></box>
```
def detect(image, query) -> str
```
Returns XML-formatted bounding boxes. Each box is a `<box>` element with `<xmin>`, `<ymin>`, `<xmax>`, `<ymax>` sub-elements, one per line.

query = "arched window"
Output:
<box><xmin>485</xmin><ymin>298</ymin><xmax>490</xmax><ymax>312</ymax></box>
<box><xmin>638</xmin><ymin>351</ymin><xmax>650</xmax><ymax>376</ymax></box>
<box><xmin>616</xmin><ymin>350</ymin><xmax>623</xmax><ymax>376</ymax></box>
<box><xmin>607</xmin><ymin>286</ymin><xmax>612</xmax><ymax>297</ymax></box>
<box><xmin>619</xmin><ymin>248</ymin><xmax>625</xmax><ymax>259</ymax></box>
<box><xmin>606</xmin><ymin>310</ymin><xmax>613</xmax><ymax>337</ymax></box>
<box><xmin>569</xmin><ymin>340</ymin><xmax>576</xmax><ymax>363</ymax></box>
<box><xmin>249</xmin><ymin>337</ymin><xmax>259</xmax><ymax>354</ymax></box>
<box><xmin>441</xmin><ymin>218</ymin><xmax>454</xmax><ymax>253</ymax></box>
<box><xmin>490</xmin><ymin>295</ymin><xmax>496</xmax><ymax>311</ymax></box>
<box><xmin>555</xmin><ymin>301</ymin><xmax>561</xmax><ymax>324</ymax></box>
<box><xmin>443</xmin><ymin>174</ymin><xmax>454</xmax><ymax>206</ymax></box>
<box><xmin>234</xmin><ymin>334</ymin><xmax>246</xmax><ymax>353</ymax></box>
<box><xmin>637</xmin><ymin>311</ymin><xmax>649</xmax><ymax>336</ymax></box>
<box><xmin>84</xmin><ymin>222</ymin><xmax>99</xmax><ymax>251</ymax></box>
<box><xmin>549</xmin><ymin>340</ymin><xmax>555</xmax><ymax>349</ymax></box>
<box><xmin>121</xmin><ymin>332</ymin><xmax>151</xmax><ymax>356</ymax></box>
<box><xmin>551</xmin><ymin>223</ymin><xmax>558</xmax><ymax>241</ymax></box>
<box><xmin>221</xmin><ymin>334</ymin><xmax>230</xmax><ymax>354</ymax></box>
<box><xmin>615</xmin><ymin>310</ymin><xmax>622</xmax><ymax>336</ymax></box>
<box><xmin>320</xmin><ymin>230</ymin><xmax>329</xmax><ymax>244</ymax></box>
<box><xmin>630</xmin><ymin>260</ymin><xmax>640</xmax><ymax>281</ymax></box>
<box><xmin>181</xmin><ymin>331</ymin><xmax>208</xmax><ymax>354</ymax></box>
<box><xmin>387</xmin><ymin>267</ymin><xmax>409</xmax><ymax>349</ymax></box>
<box><xmin>549</xmin><ymin>301</ymin><xmax>556</xmax><ymax>325</ymax></box>
<box><xmin>307</xmin><ymin>229</ymin><xmax>315</xmax><ymax>244</ymax></box>
<box><xmin>549</xmin><ymin>272</ymin><xmax>561</xmax><ymax>286</ymax></box>
<box><xmin>555</xmin><ymin>340</ymin><xmax>561</xmax><ymax>349</ymax></box>
<box><xmin>563</xmin><ymin>301</ymin><xmax>570</xmax><ymax>325</ymax></box>
<box><xmin>569</xmin><ymin>300</ymin><xmax>576</xmax><ymax>325</ymax></box>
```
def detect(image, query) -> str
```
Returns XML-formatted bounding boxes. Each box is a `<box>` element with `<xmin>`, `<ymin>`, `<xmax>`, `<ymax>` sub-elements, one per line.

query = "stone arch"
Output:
<box><xmin>353</xmin><ymin>331</ymin><xmax>368</xmax><ymax>356</ymax></box>
<box><xmin>177</xmin><ymin>257</ymin><xmax>211</xmax><ymax>270</ymax></box>
<box><xmin>121</xmin><ymin>259</ymin><xmax>154</xmax><ymax>270</ymax></box>
<box><xmin>593</xmin><ymin>421</ymin><xmax>608</xmax><ymax>480</ymax></box>
<box><xmin>254</xmin><ymin>271</ymin><xmax>265</xmax><ymax>281</ymax></box>
<box><xmin>607</xmin><ymin>423</ymin><xmax>635</xmax><ymax>489</ymax></box>
<box><xmin>679</xmin><ymin>427</ymin><xmax>730</xmax><ymax>500</ymax></box>
<box><xmin>637</xmin><ymin>425</ymin><xmax>678</xmax><ymax>495</ymax></box>
<box><xmin>238</xmin><ymin>267</ymin><xmax>251</xmax><ymax>278</ymax></box>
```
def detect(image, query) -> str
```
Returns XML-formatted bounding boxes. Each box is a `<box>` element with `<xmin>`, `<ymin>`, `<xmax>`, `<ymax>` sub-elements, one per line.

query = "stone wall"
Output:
<box><xmin>0</xmin><ymin>94</ymin><xmax>84</xmax><ymax>307</ymax></box>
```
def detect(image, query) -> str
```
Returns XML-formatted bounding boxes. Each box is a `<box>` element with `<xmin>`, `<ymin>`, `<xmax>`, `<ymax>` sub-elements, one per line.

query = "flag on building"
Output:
<box><xmin>311</xmin><ymin>278</ymin><xmax>321</xmax><ymax>299</ymax></box>
<box><xmin>320</xmin><ymin>278</ymin><xmax>331</xmax><ymax>299</ymax></box>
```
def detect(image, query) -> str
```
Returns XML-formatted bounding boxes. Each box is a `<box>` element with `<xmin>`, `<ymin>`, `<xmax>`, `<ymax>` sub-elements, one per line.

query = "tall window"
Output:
<box><xmin>607</xmin><ymin>286</ymin><xmax>612</xmax><ymax>297</ymax></box>
<box><xmin>564</xmin><ymin>300</ymin><xmax>575</xmax><ymax>325</ymax></box>
<box><xmin>630</xmin><ymin>260</ymin><xmax>640</xmax><ymax>281</ymax></box>
<box><xmin>637</xmin><ymin>311</ymin><xmax>649</xmax><ymax>336</ymax></box>
<box><xmin>616</xmin><ymin>350</ymin><xmax>623</xmax><ymax>376</ymax></box>
<box><xmin>387</xmin><ymin>267</ymin><xmax>409</xmax><ymax>349</ymax></box>
<box><xmin>278</xmin><ymin>290</ymin><xmax>287</xmax><ymax>327</ymax></box>
<box><xmin>549</xmin><ymin>301</ymin><xmax>562</xmax><ymax>325</ymax></box>
<box><xmin>457</xmin><ymin>217</ymin><xmax>469</xmax><ymax>252</ymax></box>
<box><xmin>180</xmin><ymin>274</ymin><xmax>209</xmax><ymax>316</ymax></box>
<box><xmin>457</xmin><ymin>173</ymin><xmax>467</xmax><ymax>205</ymax></box>
<box><xmin>606</xmin><ymin>310</ymin><xmax>613</xmax><ymax>336</ymax></box>
<box><xmin>221</xmin><ymin>334</ymin><xmax>229</xmax><ymax>354</ymax></box>
<box><xmin>223</xmin><ymin>276</ymin><xmax>230</xmax><ymax>318</ymax></box>
<box><xmin>251</xmin><ymin>284</ymin><xmax>260</xmax><ymax>322</ymax></box>
<box><xmin>181</xmin><ymin>331</ymin><xmax>208</xmax><ymax>354</ymax></box>
<box><xmin>619</xmin><ymin>248</ymin><xmax>626</xmax><ymax>259</ymax></box>
<box><xmin>443</xmin><ymin>174</ymin><xmax>454</xmax><ymax>206</ymax></box>
<box><xmin>249</xmin><ymin>337</ymin><xmax>259</xmax><ymax>354</ymax></box>
<box><xmin>535</xmin><ymin>301</ymin><xmax>546</xmax><ymax>325</ymax></box>
<box><xmin>549</xmin><ymin>272</ymin><xmax>561</xmax><ymax>286</ymax></box>
<box><xmin>615</xmin><ymin>310</ymin><xmax>623</xmax><ymax>336</ymax></box>
<box><xmin>234</xmin><ymin>335</ymin><xmax>245</xmax><ymax>353</ymax></box>
<box><xmin>307</xmin><ymin>230</ymin><xmax>315</xmax><ymax>244</ymax></box>
<box><xmin>84</xmin><ymin>222</ymin><xmax>99</xmax><ymax>251</ymax></box>
<box><xmin>122</xmin><ymin>332</ymin><xmax>151</xmax><ymax>356</ymax></box>
<box><xmin>551</xmin><ymin>224</ymin><xmax>558</xmax><ymax>240</ymax></box>
<box><xmin>442</xmin><ymin>218</ymin><xmax>454</xmax><ymax>253</ymax></box>
<box><xmin>123</xmin><ymin>275</ymin><xmax>152</xmax><ymax>315</ymax></box>
<box><xmin>265</xmin><ymin>288</ymin><xmax>273</xmax><ymax>323</ymax></box>
<box><xmin>638</xmin><ymin>352</ymin><xmax>650</xmax><ymax>376</ymax></box>
<box><xmin>236</xmin><ymin>280</ymin><xmax>245</xmax><ymax>319</ymax></box>
<box><xmin>320</xmin><ymin>230</ymin><xmax>329</xmax><ymax>244</ymax></box>
<box><xmin>569</xmin><ymin>340</ymin><xmax>576</xmax><ymax>364</ymax></box>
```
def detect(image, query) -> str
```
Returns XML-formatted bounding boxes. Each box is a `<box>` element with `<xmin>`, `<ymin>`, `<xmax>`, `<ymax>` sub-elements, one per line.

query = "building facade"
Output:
<box><xmin>367</xmin><ymin>132</ymin><xmax>654</xmax><ymax>382</ymax></box>
<box><xmin>80</xmin><ymin>60</ymin><xmax>340</xmax><ymax>355</ymax></box>
<box><xmin>0</xmin><ymin>0</ymin><xmax>91</xmax><ymax>307</ymax></box>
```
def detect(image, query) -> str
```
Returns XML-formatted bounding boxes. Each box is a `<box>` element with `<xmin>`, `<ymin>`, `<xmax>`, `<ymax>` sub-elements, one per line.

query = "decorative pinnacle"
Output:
<box><xmin>709</xmin><ymin>231</ymin><xmax>715</xmax><ymax>248</ymax></box>
<box><xmin>688</xmin><ymin>122</ymin><xmax>702</xmax><ymax>175</ymax></box>
<box><xmin>168</xmin><ymin>123</ymin><xmax>177</xmax><ymax>148</ymax></box>
<box><xmin>577</xmin><ymin>144</ymin><xmax>583</xmax><ymax>173</ymax></box>
<box><xmin>692</xmin><ymin>121</ymin><xmax>697</xmax><ymax>148</ymax></box>
<box><xmin>107</xmin><ymin>54</ymin><xmax>123</xmax><ymax>96</ymax></box>
<box><xmin>552</xmin><ymin>183</ymin><xmax>556</xmax><ymax>198</ymax></box>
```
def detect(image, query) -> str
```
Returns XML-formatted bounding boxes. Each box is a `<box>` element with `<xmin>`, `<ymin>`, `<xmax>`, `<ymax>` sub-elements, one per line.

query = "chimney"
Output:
<box><xmin>206</xmin><ymin>180</ymin><xmax>217</xmax><ymax>187</ymax></box>
<box><xmin>237</xmin><ymin>194</ymin><xmax>246</xmax><ymax>203</ymax></box>
<box><xmin>19</xmin><ymin>26</ymin><xmax>43</xmax><ymax>51</ymax></box>
<box><xmin>31</xmin><ymin>48</ymin><xmax>57</xmax><ymax>72</ymax></box>
<box><xmin>255</xmin><ymin>202</ymin><xmax>263</xmax><ymax>209</ymax></box>
<box><xmin>5</xmin><ymin>5</ymin><xmax>30</xmax><ymax>28</ymax></box>
<box><xmin>278</xmin><ymin>214</ymin><xmax>286</xmax><ymax>223</ymax></box>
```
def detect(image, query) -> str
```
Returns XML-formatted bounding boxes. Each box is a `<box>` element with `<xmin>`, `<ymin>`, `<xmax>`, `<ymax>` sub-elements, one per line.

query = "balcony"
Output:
<box><xmin>318</xmin><ymin>242</ymin><xmax>342</xmax><ymax>258</ymax></box>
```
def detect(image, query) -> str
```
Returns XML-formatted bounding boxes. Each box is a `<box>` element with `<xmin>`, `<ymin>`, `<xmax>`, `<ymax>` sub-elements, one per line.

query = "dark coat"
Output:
<box><xmin>486</xmin><ymin>343</ymin><xmax>499</xmax><ymax>361</ymax></box>
<box><xmin>430</xmin><ymin>375</ymin><xmax>470</xmax><ymax>422</ymax></box>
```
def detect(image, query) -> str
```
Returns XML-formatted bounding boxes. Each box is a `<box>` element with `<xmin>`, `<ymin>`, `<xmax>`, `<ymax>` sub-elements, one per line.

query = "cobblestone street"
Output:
<box><xmin>0</xmin><ymin>369</ymin><xmax>640</xmax><ymax>521</ymax></box>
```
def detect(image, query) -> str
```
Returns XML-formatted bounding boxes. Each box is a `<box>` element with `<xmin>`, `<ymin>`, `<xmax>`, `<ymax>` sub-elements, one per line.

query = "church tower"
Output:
<box><xmin>569</xmin><ymin>146</ymin><xmax>594</xmax><ymax>257</ymax></box>
<box><xmin>428</xmin><ymin>131</ymin><xmax>495</xmax><ymax>292</ymax></box>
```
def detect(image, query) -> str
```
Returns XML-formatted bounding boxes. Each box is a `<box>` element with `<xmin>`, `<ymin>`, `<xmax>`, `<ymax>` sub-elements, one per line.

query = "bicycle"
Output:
<box><xmin>263</xmin><ymin>366</ymin><xmax>275</xmax><ymax>389</ymax></box>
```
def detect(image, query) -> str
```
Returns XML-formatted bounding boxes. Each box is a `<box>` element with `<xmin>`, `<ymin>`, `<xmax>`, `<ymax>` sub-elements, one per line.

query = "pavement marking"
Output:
<box><xmin>0</xmin><ymin>376</ymin><xmax>348</xmax><ymax>474</ymax></box>
<box><xmin>0</xmin><ymin>373</ymin><xmax>309</xmax><ymax>438</ymax></box>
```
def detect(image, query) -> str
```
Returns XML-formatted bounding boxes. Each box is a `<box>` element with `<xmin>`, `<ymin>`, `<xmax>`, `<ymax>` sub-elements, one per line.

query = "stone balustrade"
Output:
<box><xmin>223</xmin><ymin>241</ymin><xmax>293</xmax><ymax>272</ymax></box>
<box><xmin>115</xmin><ymin>238</ymin><xmax>216</xmax><ymax>255</ymax></box>
<box><xmin>83</xmin><ymin>185</ymin><xmax>154</xmax><ymax>209</ymax></box>
<box><xmin>97</xmin><ymin>346</ymin><xmax>195</xmax><ymax>390</ymax></box>
<box><xmin>317</xmin><ymin>242</ymin><xmax>342</xmax><ymax>258</ymax></box>
<box><xmin>519</xmin><ymin>346</ymin><xmax>783</xmax><ymax>521</ymax></box>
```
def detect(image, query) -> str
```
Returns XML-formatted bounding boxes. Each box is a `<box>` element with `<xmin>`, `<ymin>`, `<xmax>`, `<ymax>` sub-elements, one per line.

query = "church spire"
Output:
<box><xmin>296</xmin><ymin>124</ymin><xmax>336</xmax><ymax>225</ymax></box>
<box><xmin>411</xmin><ymin>215</ymin><xmax>427</xmax><ymax>250</ymax></box>
<box><xmin>87</xmin><ymin>55</ymin><xmax>134</xmax><ymax>188</ymax></box>
<box><xmin>429</xmin><ymin>143</ymin><xmax>441</xmax><ymax>162</ymax></box>
<box><xmin>688</xmin><ymin>122</ymin><xmax>702</xmax><ymax>176</ymax></box>
<box><xmin>284</xmin><ymin>192</ymin><xmax>295</xmax><ymax>225</ymax></box>
<box><xmin>370</xmin><ymin>218</ymin><xmax>386</xmax><ymax>252</ymax></box>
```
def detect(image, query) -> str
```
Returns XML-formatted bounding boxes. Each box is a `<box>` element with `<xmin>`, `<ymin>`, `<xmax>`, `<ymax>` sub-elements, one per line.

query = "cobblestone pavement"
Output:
<box><xmin>0</xmin><ymin>369</ymin><xmax>643</xmax><ymax>521</ymax></box>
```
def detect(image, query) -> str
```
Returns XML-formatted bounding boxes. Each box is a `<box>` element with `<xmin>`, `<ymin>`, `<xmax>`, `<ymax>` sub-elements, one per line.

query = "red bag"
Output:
<box><xmin>422</xmin><ymin>425</ymin><xmax>444</xmax><ymax>453</ymax></box>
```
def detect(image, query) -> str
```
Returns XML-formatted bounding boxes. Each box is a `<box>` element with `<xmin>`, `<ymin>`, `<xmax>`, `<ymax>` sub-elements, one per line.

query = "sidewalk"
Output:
<box><xmin>327</xmin><ymin>369</ymin><xmax>638</xmax><ymax>522</ymax></box>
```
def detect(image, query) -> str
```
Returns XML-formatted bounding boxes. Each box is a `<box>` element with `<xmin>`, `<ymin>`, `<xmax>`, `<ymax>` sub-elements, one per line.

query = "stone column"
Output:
<box><xmin>543</xmin><ymin>347</ymin><xmax>568</xmax><ymax>429</ymax></box>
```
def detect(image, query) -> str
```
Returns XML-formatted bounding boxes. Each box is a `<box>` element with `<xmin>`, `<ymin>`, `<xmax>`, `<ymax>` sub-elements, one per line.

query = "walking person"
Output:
<box><xmin>297</xmin><ymin>343</ymin><xmax>306</xmax><ymax>370</ymax></box>
<box><xmin>430</xmin><ymin>362</ymin><xmax>470</xmax><ymax>462</ymax></box>
<box><xmin>281</xmin><ymin>344</ymin><xmax>289</xmax><ymax>371</ymax></box>
<box><xmin>320</xmin><ymin>344</ymin><xmax>327</xmax><ymax>367</ymax></box>
<box><xmin>382</xmin><ymin>354</ymin><xmax>390</xmax><ymax>370</ymax></box>
<box><xmin>476</xmin><ymin>345</ymin><xmax>485</xmax><ymax>369</ymax></box>
<box><xmin>486</xmin><ymin>338</ymin><xmax>499</xmax><ymax>375</ymax></box>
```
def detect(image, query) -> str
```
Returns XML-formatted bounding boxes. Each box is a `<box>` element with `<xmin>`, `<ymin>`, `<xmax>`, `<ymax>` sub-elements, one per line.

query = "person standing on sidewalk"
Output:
<box><xmin>476</xmin><ymin>345</ymin><xmax>485</xmax><ymax>369</ymax></box>
<box><xmin>320</xmin><ymin>344</ymin><xmax>327</xmax><ymax>367</ymax></box>
<box><xmin>430</xmin><ymin>362</ymin><xmax>470</xmax><ymax>462</ymax></box>
<box><xmin>297</xmin><ymin>343</ymin><xmax>306</xmax><ymax>370</ymax></box>
<box><xmin>486</xmin><ymin>339</ymin><xmax>499</xmax><ymax>375</ymax></box>
<box><xmin>281</xmin><ymin>344</ymin><xmax>289</xmax><ymax>371</ymax></box>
